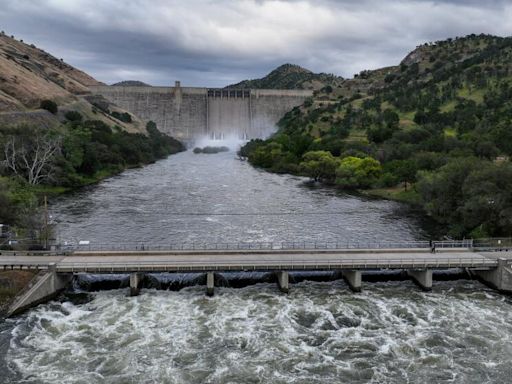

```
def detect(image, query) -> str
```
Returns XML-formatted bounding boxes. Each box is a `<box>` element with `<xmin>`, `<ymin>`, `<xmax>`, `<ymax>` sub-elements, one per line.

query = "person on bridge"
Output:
<box><xmin>430</xmin><ymin>240</ymin><xmax>436</xmax><ymax>254</ymax></box>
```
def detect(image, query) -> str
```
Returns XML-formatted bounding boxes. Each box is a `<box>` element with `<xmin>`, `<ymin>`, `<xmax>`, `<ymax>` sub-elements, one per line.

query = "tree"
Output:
<box><xmin>335</xmin><ymin>156</ymin><xmax>381</xmax><ymax>189</ymax></box>
<box><xmin>386</xmin><ymin>159</ymin><xmax>418</xmax><ymax>190</ymax></box>
<box><xmin>382</xmin><ymin>109</ymin><xmax>399</xmax><ymax>129</ymax></box>
<box><xmin>460</xmin><ymin>162</ymin><xmax>512</xmax><ymax>237</ymax></box>
<box><xmin>2</xmin><ymin>126</ymin><xmax>62</xmax><ymax>184</ymax></box>
<box><xmin>416</xmin><ymin>157</ymin><xmax>480</xmax><ymax>235</ymax></box>
<box><xmin>299</xmin><ymin>151</ymin><xmax>339</xmax><ymax>182</ymax></box>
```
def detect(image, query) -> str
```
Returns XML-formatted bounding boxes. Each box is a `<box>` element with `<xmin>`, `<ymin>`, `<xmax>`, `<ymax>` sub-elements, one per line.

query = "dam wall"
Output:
<box><xmin>89</xmin><ymin>84</ymin><xmax>312</xmax><ymax>141</ymax></box>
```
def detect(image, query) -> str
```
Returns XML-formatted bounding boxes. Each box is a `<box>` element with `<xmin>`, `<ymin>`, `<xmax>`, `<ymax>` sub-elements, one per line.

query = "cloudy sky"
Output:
<box><xmin>1</xmin><ymin>0</ymin><xmax>511</xmax><ymax>87</ymax></box>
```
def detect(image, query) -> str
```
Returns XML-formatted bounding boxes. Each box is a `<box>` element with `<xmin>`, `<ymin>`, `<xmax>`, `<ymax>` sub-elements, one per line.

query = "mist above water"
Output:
<box><xmin>191</xmin><ymin>134</ymin><xmax>249</xmax><ymax>152</ymax></box>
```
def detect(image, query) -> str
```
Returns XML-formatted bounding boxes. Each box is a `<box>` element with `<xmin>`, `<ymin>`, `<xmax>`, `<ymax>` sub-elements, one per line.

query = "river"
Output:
<box><xmin>1</xmin><ymin>149</ymin><xmax>511</xmax><ymax>383</ymax></box>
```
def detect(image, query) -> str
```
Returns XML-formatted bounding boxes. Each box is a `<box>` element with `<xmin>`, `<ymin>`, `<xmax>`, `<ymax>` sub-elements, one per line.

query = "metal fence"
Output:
<box><xmin>9</xmin><ymin>237</ymin><xmax>512</xmax><ymax>254</ymax></box>
<box><xmin>54</xmin><ymin>239</ymin><xmax>475</xmax><ymax>252</ymax></box>
<box><xmin>472</xmin><ymin>238</ymin><xmax>512</xmax><ymax>251</ymax></box>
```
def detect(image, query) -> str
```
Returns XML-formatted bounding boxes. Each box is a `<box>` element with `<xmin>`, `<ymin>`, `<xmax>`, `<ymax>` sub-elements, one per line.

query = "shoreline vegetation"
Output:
<box><xmin>0</xmin><ymin>109</ymin><xmax>185</xmax><ymax>248</ymax></box>
<box><xmin>240</xmin><ymin>35</ymin><xmax>512</xmax><ymax>238</ymax></box>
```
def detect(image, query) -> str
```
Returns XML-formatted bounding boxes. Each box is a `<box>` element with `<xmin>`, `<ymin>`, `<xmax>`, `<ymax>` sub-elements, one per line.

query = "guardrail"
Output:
<box><xmin>53</xmin><ymin>239</ymin><xmax>475</xmax><ymax>252</ymax></box>
<box><xmin>52</xmin><ymin>255</ymin><xmax>497</xmax><ymax>272</ymax></box>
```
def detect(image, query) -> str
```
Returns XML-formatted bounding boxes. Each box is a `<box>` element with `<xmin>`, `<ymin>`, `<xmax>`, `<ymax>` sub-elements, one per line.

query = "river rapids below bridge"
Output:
<box><xmin>1</xmin><ymin>149</ymin><xmax>512</xmax><ymax>383</ymax></box>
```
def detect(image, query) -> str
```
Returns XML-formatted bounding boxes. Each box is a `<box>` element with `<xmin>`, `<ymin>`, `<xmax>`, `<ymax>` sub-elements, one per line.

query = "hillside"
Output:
<box><xmin>241</xmin><ymin>34</ymin><xmax>512</xmax><ymax>238</ymax></box>
<box><xmin>0</xmin><ymin>32</ymin><xmax>101</xmax><ymax>111</ymax></box>
<box><xmin>0</xmin><ymin>32</ymin><xmax>149</xmax><ymax>133</ymax></box>
<box><xmin>226</xmin><ymin>63</ymin><xmax>344</xmax><ymax>90</ymax></box>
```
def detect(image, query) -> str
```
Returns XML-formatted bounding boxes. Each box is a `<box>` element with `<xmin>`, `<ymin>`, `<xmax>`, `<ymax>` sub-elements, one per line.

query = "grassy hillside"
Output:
<box><xmin>241</xmin><ymin>34</ymin><xmax>512</xmax><ymax>238</ymax></box>
<box><xmin>0</xmin><ymin>32</ymin><xmax>100</xmax><ymax>111</ymax></box>
<box><xmin>227</xmin><ymin>63</ymin><xmax>344</xmax><ymax>91</ymax></box>
<box><xmin>0</xmin><ymin>32</ymin><xmax>147</xmax><ymax>133</ymax></box>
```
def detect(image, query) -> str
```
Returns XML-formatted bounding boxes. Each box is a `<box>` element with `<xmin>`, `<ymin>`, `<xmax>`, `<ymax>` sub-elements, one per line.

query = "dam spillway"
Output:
<box><xmin>89</xmin><ymin>83</ymin><xmax>313</xmax><ymax>141</ymax></box>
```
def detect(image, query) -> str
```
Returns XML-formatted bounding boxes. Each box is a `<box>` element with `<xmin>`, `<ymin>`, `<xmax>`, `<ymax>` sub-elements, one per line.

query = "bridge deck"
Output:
<box><xmin>0</xmin><ymin>249</ymin><xmax>502</xmax><ymax>273</ymax></box>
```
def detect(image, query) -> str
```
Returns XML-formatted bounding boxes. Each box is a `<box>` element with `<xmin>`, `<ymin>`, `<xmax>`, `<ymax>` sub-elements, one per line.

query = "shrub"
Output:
<box><xmin>111</xmin><ymin>111</ymin><xmax>132</xmax><ymax>123</ymax></box>
<box><xmin>64</xmin><ymin>111</ymin><xmax>83</xmax><ymax>122</ymax></box>
<box><xmin>40</xmin><ymin>99</ymin><xmax>58</xmax><ymax>114</ymax></box>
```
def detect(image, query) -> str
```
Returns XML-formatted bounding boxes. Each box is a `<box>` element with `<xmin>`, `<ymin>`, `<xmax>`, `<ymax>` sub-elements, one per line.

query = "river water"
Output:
<box><xmin>1</xmin><ymin>149</ymin><xmax>511</xmax><ymax>383</ymax></box>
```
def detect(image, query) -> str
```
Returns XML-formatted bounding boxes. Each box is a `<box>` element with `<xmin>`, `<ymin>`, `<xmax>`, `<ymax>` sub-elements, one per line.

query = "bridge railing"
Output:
<box><xmin>56</xmin><ymin>239</ymin><xmax>474</xmax><ymax>252</ymax></box>
<box><xmin>52</xmin><ymin>255</ymin><xmax>498</xmax><ymax>273</ymax></box>
<box><xmin>472</xmin><ymin>238</ymin><xmax>512</xmax><ymax>251</ymax></box>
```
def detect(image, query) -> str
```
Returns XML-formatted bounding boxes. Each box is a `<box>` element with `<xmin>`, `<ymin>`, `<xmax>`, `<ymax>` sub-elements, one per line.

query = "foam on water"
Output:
<box><xmin>5</xmin><ymin>280</ymin><xmax>512</xmax><ymax>383</ymax></box>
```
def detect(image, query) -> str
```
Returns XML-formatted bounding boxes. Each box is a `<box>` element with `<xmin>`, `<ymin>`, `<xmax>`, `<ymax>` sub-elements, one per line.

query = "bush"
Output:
<box><xmin>111</xmin><ymin>111</ymin><xmax>132</xmax><ymax>123</ymax></box>
<box><xmin>40</xmin><ymin>99</ymin><xmax>58</xmax><ymax>114</ymax></box>
<box><xmin>336</xmin><ymin>156</ymin><xmax>382</xmax><ymax>189</ymax></box>
<box><xmin>64</xmin><ymin>111</ymin><xmax>83</xmax><ymax>122</ymax></box>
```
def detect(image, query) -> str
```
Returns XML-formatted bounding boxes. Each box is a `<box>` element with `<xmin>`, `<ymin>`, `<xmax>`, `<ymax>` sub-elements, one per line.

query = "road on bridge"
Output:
<box><xmin>0</xmin><ymin>248</ymin><xmax>501</xmax><ymax>273</ymax></box>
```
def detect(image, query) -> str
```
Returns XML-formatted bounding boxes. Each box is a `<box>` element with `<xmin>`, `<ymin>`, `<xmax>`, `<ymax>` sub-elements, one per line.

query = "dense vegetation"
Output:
<box><xmin>240</xmin><ymin>34</ymin><xmax>512</xmax><ymax>238</ymax></box>
<box><xmin>226</xmin><ymin>63</ymin><xmax>344</xmax><ymax>90</ymax></box>
<box><xmin>0</xmin><ymin>115</ymin><xmax>184</xmax><ymax>244</ymax></box>
<box><xmin>193</xmin><ymin>146</ymin><xmax>230</xmax><ymax>154</ymax></box>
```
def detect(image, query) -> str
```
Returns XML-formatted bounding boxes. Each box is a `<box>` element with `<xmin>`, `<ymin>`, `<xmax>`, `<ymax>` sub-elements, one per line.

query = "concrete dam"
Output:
<box><xmin>89</xmin><ymin>82</ymin><xmax>313</xmax><ymax>141</ymax></box>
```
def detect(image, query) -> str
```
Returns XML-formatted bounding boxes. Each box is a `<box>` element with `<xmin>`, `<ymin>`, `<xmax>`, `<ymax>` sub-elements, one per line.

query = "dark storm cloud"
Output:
<box><xmin>0</xmin><ymin>0</ymin><xmax>511</xmax><ymax>86</ymax></box>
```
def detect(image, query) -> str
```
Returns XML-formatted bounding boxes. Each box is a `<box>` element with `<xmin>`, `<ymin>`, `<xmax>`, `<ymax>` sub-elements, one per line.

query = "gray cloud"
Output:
<box><xmin>0</xmin><ymin>0</ymin><xmax>511</xmax><ymax>87</ymax></box>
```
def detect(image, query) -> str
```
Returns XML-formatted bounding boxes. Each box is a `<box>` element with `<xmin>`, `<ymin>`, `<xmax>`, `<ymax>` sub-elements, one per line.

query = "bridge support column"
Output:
<box><xmin>129</xmin><ymin>273</ymin><xmax>144</xmax><ymax>296</ymax></box>
<box><xmin>206</xmin><ymin>272</ymin><xmax>215</xmax><ymax>297</ymax></box>
<box><xmin>276</xmin><ymin>271</ymin><xmax>289</xmax><ymax>293</ymax></box>
<box><xmin>7</xmin><ymin>264</ymin><xmax>72</xmax><ymax>317</ymax></box>
<box><xmin>342</xmin><ymin>270</ymin><xmax>362</xmax><ymax>292</ymax></box>
<box><xmin>475</xmin><ymin>258</ymin><xmax>512</xmax><ymax>293</ymax></box>
<box><xmin>407</xmin><ymin>269</ymin><xmax>432</xmax><ymax>291</ymax></box>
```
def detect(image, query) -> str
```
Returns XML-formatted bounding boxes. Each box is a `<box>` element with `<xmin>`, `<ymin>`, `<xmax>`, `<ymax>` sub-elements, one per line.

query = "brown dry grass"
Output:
<box><xmin>0</xmin><ymin>33</ymin><xmax>102</xmax><ymax>112</ymax></box>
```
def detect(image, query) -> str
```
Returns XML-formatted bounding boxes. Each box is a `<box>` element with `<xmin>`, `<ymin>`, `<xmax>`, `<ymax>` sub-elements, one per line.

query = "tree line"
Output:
<box><xmin>0</xmin><ymin>112</ymin><xmax>184</xmax><ymax>246</ymax></box>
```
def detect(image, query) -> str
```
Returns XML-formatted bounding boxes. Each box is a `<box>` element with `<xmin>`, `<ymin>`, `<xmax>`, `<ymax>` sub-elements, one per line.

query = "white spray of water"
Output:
<box><xmin>191</xmin><ymin>134</ymin><xmax>249</xmax><ymax>152</ymax></box>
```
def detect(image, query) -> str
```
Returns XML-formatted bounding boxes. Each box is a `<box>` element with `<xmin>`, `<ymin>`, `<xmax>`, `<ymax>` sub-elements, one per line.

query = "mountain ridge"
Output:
<box><xmin>226</xmin><ymin>63</ymin><xmax>344</xmax><ymax>90</ymax></box>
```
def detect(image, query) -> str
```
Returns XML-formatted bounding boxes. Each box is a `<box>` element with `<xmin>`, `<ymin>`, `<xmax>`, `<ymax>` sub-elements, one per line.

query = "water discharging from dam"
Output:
<box><xmin>2</xmin><ymin>150</ymin><xmax>512</xmax><ymax>383</ymax></box>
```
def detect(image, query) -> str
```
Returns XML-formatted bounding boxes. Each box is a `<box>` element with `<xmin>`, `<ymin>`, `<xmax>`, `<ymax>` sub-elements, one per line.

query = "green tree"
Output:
<box><xmin>299</xmin><ymin>151</ymin><xmax>339</xmax><ymax>182</ymax></box>
<box><xmin>459</xmin><ymin>162</ymin><xmax>512</xmax><ymax>237</ymax></box>
<box><xmin>416</xmin><ymin>157</ymin><xmax>480</xmax><ymax>236</ymax></box>
<box><xmin>385</xmin><ymin>159</ymin><xmax>418</xmax><ymax>190</ymax></box>
<box><xmin>335</xmin><ymin>156</ymin><xmax>382</xmax><ymax>189</ymax></box>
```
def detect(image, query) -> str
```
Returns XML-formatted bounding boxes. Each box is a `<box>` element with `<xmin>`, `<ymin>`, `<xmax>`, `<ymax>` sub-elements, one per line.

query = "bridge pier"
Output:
<box><xmin>475</xmin><ymin>258</ymin><xmax>512</xmax><ymax>293</ymax></box>
<box><xmin>407</xmin><ymin>269</ymin><xmax>432</xmax><ymax>291</ymax></box>
<box><xmin>276</xmin><ymin>271</ymin><xmax>289</xmax><ymax>293</ymax></box>
<box><xmin>342</xmin><ymin>270</ymin><xmax>362</xmax><ymax>292</ymax></box>
<box><xmin>129</xmin><ymin>273</ymin><xmax>144</xmax><ymax>296</ymax></box>
<box><xmin>7</xmin><ymin>264</ymin><xmax>72</xmax><ymax>317</ymax></box>
<box><xmin>206</xmin><ymin>272</ymin><xmax>215</xmax><ymax>297</ymax></box>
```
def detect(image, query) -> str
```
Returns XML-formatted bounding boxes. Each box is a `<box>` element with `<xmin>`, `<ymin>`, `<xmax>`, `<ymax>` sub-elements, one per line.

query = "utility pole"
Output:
<box><xmin>44</xmin><ymin>195</ymin><xmax>48</xmax><ymax>250</ymax></box>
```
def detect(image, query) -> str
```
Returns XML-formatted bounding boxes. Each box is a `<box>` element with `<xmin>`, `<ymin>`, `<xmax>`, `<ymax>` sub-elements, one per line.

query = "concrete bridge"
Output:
<box><xmin>2</xmin><ymin>243</ymin><xmax>512</xmax><ymax>317</ymax></box>
<box><xmin>89</xmin><ymin>82</ymin><xmax>312</xmax><ymax>141</ymax></box>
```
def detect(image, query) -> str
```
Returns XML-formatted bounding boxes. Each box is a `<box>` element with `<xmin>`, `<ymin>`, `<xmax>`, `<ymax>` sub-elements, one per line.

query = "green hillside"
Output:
<box><xmin>241</xmin><ymin>34</ymin><xmax>512</xmax><ymax>237</ymax></box>
<box><xmin>226</xmin><ymin>63</ymin><xmax>344</xmax><ymax>90</ymax></box>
